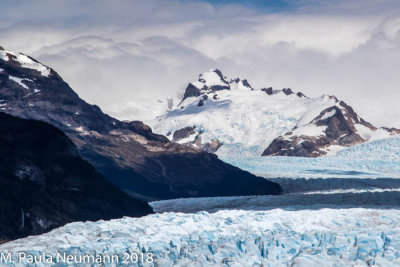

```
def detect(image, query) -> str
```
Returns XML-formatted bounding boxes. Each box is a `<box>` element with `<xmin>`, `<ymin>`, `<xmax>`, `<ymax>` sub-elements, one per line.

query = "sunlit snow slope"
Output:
<box><xmin>0</xmin><ymin>48</ymin><xmax>50</xmax><ymax>77</ymax></box>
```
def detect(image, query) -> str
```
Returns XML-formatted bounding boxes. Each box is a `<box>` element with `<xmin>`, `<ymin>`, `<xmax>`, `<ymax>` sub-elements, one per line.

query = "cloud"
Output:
<box><xmin>0</xmin><ymin>0</ymin><xmax>400</xmax><ymax>126</ymax></box>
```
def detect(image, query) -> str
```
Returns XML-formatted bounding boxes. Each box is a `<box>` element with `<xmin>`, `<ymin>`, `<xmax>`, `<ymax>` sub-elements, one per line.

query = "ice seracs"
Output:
<box><xmin>1</xmin><ymin>208</ymin><xmax>400</xmax><ymax>266</ymax></box>
<box><xmin>149</xmin><ymin>69</ymin><xmax>400</xmax><ymax>157</ymax></box>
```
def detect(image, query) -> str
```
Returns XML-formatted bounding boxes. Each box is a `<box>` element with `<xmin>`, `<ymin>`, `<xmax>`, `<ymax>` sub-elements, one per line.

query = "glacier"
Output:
<box><xmin>1</xmin><ymin>138</ymin><xmax>400</xmax><ymax>266</ymax></box>
<box><xmin>1</xmin><ymin>208</ymin><xmax>400</xmax><ymax>266</ymax></box>
<box><xmin>221</xmin><ymin>137</ymin><xmax>400</xmax><ymax>179</ymax></box>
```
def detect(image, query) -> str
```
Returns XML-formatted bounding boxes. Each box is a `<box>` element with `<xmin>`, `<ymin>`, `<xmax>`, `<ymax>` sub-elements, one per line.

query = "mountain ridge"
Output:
<box><xmin>150</xmin><ymin>69</ymin><xmax>399</xmax><ymax>157</ymax></box>
<box><xmin>0</xmin><ymin>46</ymin><xmax>281</xmax><ymax>201</ymax></box>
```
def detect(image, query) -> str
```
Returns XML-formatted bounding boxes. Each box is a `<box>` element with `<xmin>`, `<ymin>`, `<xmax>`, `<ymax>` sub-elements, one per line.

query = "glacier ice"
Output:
<box><xmin>1</xmin><ymin>137</ymin><xmax>400</xmax><ymax>266</ymax></box>
<box><xmin>221</xmin><ymin>137</ymin><xmax>400</xmax><ymax>179</ymax></box>
<box><xmin>1</xmin><ymin>208</ymin><xmax>400</xmax><ymax>266</ymax></box>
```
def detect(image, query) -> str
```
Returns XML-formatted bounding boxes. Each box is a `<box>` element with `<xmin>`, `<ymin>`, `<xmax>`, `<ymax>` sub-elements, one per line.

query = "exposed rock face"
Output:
<box><xmin>382</xmin><ymin>127</ymin><xmax>400</xmax><ymax>135</ymax></box>
<box><xmin>262</xmin><ymin>101</ymin><xmax>385</xmax><ymax>157</ymax></box>
<box><xmin>261</xmin><ymin>87</ymin><xmax>273</xmax><ymax>95</ymax></box>
<box><xmin>282</xmin><ymin>88</ymin><xmax>294</xmax><ymax>95</ymax></box>
<box><xmin>241</xmin><ymin>79</ymin><xmax>253</xmax><ymax>90</ymax></box>
<box><xmin>0</xmin><ymin>48</ymin><xmax>281</xmax><ymax>201</ymax></box>
<box><xmin>296</xmin><ymin>92</ymin><xmax>307</xmax><ymax>98</ymax></box>
<box><xmin>181</xmin><ymin>69</ymin><xmax>253</xmax><ymax>103</ymax></box>
<box><xmin>172</xmin><ymin>126</ymin><xmax>197</xmax><ymax>142</ymax></box>
<box><xmin>0</xmin><ymin>112</ymin><xmax>153</xmax><ymax>242</ymax></box>
<box><xmin>183</xmin><ymin>83</ymin><xmax>202</xmax><ymax>100</ymax></box>
<box><xmin>171</xmin><ymin>126</ymin><xmax>223</xmax><ymax>153</ymax></box>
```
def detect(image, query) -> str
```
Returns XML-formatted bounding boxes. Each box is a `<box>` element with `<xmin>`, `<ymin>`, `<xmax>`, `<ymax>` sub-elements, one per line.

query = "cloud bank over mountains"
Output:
<box><xmin>1</xmin><ymin>0</ymin><xmax>400</xmax><ymax>125</ymax></box>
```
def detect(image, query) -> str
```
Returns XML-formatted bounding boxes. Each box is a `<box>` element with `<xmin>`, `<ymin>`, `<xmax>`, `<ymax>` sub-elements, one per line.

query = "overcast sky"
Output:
<box><xmin>1</xmin><ymin>0</ymin><xmax>400</xmax><ymax>126</ymax></box>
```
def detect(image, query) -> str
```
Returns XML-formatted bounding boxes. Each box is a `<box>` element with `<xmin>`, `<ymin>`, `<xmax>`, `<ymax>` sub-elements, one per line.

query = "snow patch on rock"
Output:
<box><xmin>0</xmin><ymin>49</ymin><xmax>50</xmax><ymax>76</ymax></box>
<box><xmin>8</xmin><ymin>75</ymin><xmax>30</xmax><ymax>89</ymax></box>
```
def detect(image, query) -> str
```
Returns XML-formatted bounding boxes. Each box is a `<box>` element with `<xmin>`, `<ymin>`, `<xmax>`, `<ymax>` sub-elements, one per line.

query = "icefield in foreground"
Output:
<box><xmin>222</xmin><ymin>137</ymin><xmax>400</xmax><ymax>179</ymax></box>
<box><xmin>1</xmin><ymin>137</ymin><xmax>400</xmax><ymax>266</ymax></box>
<box><xmin>1</xmin><ymin>208</ymin><xmax>400</xmax><ymax>266</ymax></box>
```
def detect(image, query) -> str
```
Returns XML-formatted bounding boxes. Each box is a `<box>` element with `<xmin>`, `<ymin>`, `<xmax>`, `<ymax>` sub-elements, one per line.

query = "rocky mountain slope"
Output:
<box><xmin>0</xmin><ymin>112</ymin><xmax>153</xmax><ymax>242</ymax></box>
<box><xmin>150</xmin><ymin>69</ymin><xmax>399</xmax><ymax>157</ymax></box>
<box><xmin>262</xmin><ymin>100</ymin><xmax>399</xmax><ymax>157</ymax></box>
<box><xmin>0</xmin><ymin>46</ymin><xmax>281</xmax><ymax>201</ymax></box>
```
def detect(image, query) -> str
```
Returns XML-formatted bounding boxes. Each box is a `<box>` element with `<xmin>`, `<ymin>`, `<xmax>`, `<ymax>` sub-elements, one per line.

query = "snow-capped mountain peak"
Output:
<box><xmin>0</xmin><ymin>46</ymin><xmax>51</xmax><ymax>77</ymax></box>
<box><xmin>186</xmin><ymin>69</ymin><xmax>229</xmax><ymax>98</ymax></box>
<box><xmin>182</xmin><ymin>69</ymin><xmax>256</xmax><ymax>103</ymax></box>
<box><xmin>229</xmin><ymin>77</ymin><xmax>253</xmax><ymax>91</ymax></box>
<box><xmin>150</xmin><ymin>69</ymin><xmax>399</xmax><ymax>157</ymax></box>
<box><xmin>0</xmin><ymin>47</ymin><xmax>281</xmax><ymax>201</ymax></box>
<box><xmin>197</xmin><ymin>69</ymin><xmax>229</xmax><ymax>88</ymax></box>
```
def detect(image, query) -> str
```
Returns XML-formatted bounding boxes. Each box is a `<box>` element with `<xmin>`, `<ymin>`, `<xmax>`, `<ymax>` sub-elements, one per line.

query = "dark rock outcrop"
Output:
<box><xmin>262</xmin><ymin>101</ymin><xmax>378</xmax><ymax>157</ymax></box>
<box><xmin>296</xmin><ymin>92</ymin><xmax>307</xmax><ymax>98</ymax></box>
<box><xmin>171</xmin><ymin>127</ymin><xmax>223</xmax><ymax>154</ymax></box>
<box><xmin>261</xmin><ymin>87</ymin><xmax>273</xmax><ymax>95</ymax></box>
<box><xmin>0</xmin><ymin>48</ymin><xmax>281</xmax><ymax>201</ymax></box>
<box><xmin>0</xmin><ymin>112</ymin><xmax>153</xmax><ymax>242</ymax></box>
<box><xmin>282</xmin><ymin>88</ymin><xmax>294</xmax><ymax>95</ymax></box>
<box><xmin>183</xmin><ymin>83</ymin><xmax>202</xmax><ymax>101</ymax></box>
<box><xmin>241</xmin><ymin>79</ymin><xmax>253</xmax><ymax>89</ymax></box>
<box><xmin>173</xmin><ymin>126</ymin><xmax>196</xmax><ymax>142</ymax></box>
<box><xmin>382</xmin><ymin>127</ymin><xmax>400</xmax><ymax>135</ymax></box>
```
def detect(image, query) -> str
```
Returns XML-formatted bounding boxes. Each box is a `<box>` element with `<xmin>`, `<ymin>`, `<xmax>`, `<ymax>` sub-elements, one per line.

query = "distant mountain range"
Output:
<box><xmin>0</xmin><ymin>46</ymin><xmax>281</xmax><ymax>203</ymax></box>
<box><xmin>150</xmin><ymin>69</ymin><xmax>400</xmax><ymax>157</ymax></box>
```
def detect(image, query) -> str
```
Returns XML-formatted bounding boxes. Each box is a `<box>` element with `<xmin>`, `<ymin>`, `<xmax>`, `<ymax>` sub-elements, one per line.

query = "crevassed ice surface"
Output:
<box><xmin>221</xmin><ymin>137</ymin><xmax>400</xmax><ymax>178</ymax></box>
<box><xmin>1</xmin><ymin>208</ymin><xmax>400</xmax><ymax>267</ymax></box>
<box><xmin>2</xmin><ymin>135</ymin><xmax>400</xmax><ymax>266</ymax></box>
